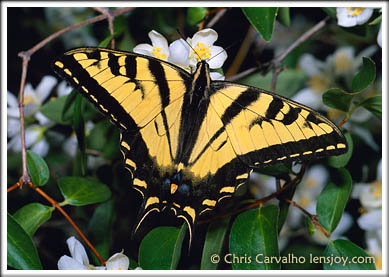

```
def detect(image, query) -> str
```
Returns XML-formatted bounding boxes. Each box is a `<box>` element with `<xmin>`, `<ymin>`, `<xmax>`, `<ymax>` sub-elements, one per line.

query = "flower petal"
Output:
<box><xmin>337</xmin><ymin>8</ymin><xmax>357</xmax><ymax>27</ymax></box>
<box><xmin>168</xmin><ymin>39</ymin><xmax>190</xmax><ymax>67</ymax></box>
<box><xmin>208</xmin><ymin>46</ymin><xmax>227</xmax><ymax>68</ymax></box>
<box><xmin>356</xmin><ymin>8</ymin><xmax>373</xmax><ymax>25</ymax></box>
<box><xmin>57</xmin><ymin>81</ymin><xmax>73</xmax><ymax>97</ymax></box>
<box><xmin>357</xmin><ymin>210</ymin><xmax>382</xmax><ymax>230</ymax></box>
<box><xmin>31</xmin><ymin>139</ymin><xmax>49</xmax><ymax>157</ymax></box>
<box><xmin>106</xmin><ymin>253</ymin><xmax>129</xmax><ymax>270</ymax></box>
<box><xmin>191</xmin><ymin>28</ymin><xmax>218</xmax><ymax>46</ymax></box>
<box><xmin>36</xmin><ymin>75</ymin><xmax>57</xmax><ymax>103</ymax></box>
<box><xmin>7</xmin><ymin>91</ymin><xmax>19</xmax><ymax>108</ymax></box>
<box><xmin>66</xmin><ymin>236</ymin><xmax>89</xmax><ymax>265</ymax></box>
<box><xmin>58</xmin><ymin>255</ymin><xmax>88</xmax><ymax>270</ymax></box>
<box><xmin>149</xmin><ymin>30</ymin><xmax>169</xmax><ymax>52</ymax></box>
<box><xmin>291</xmin><ymin>88</ymin><xmax>321</xmax><ymax>110</ymax></box>
<box><xmin>133</xmin><ymin>43</ymin><xmax>154</xmax><ymax>56</ymax></box>
<box><xmin>210</xmin><ymin>72</ymin><xmax>225</xmax><ymax>81</ymax></box>
<box><xmin>377</xmin><ymin>23</ymin><xmax>382</xmax><ymax>47</ymax></box>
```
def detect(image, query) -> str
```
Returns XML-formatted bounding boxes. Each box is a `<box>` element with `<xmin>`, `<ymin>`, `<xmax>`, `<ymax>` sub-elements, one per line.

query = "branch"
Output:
<box><xmin>93</xmin><ymin>7</ymin><xmax>116</xmax><ymax>49</ymax></box>
<box><xmin>227</xmin><ymin>16</ymin><xmax>330</xmax><ymax>82</ymax></box>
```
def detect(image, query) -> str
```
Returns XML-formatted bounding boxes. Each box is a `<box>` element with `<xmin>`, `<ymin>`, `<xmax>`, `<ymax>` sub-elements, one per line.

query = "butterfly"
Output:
<box><xmin>53</xmin><ymin>47</ymin><xmax>347</xmax><ymax>245</ymax></box>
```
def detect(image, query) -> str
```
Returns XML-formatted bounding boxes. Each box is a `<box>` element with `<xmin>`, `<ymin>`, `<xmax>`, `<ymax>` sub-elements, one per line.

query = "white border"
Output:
<box><xmin>1</xmin><ymin>1</ymin><xmax>388</xmax><ymax>276</ymax></box>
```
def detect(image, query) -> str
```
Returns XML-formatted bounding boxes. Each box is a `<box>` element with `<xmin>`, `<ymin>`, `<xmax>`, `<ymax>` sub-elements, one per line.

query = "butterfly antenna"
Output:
<box><xmin>176</xmin><ymin>28</ymin><xmax>202</xmax><ymax>62</ymax></box>
<box><xmin>207</xmin><ymin>39</ymin><xmax>241</xmax><ymax>63</ymax></box>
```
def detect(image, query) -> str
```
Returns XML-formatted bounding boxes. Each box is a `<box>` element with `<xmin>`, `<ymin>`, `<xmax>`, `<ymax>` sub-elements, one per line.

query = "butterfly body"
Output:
<box><xmin>53</xmin><ymin>47</ymin><xmax>347</xmax><ymax>245</ymax></box>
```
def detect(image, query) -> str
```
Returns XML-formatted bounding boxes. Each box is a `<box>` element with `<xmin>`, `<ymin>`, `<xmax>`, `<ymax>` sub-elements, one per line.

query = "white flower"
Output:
<box><xmin>22</xmin><ymin>75</ymin><xmax>57</xmax><ymax>117</ymax></box>
<box><xmin>133</xmin><ymin>30</ymin><xmax>169</xmax><ymax>61</ymax></box>
<box><xmin>377</xmin><ymin>23</ymin><xmax>382</xmax><ymax>47</ymax></box>
<box><xmin>105</xmin><ymin>252</ymin><xmax>129</xmax><ymax>270</ymax></box>
<box><xmin>365</xmin><ymin>229</ymin><xmax>382</xmax><ymax>269</ymax></box>
<box><xmin>351</xmin><ymin>159</ymin><xmax>382</xmax><ymax>210</ymax></box>
<box><xmin>337</xmin><ymin>8</ymin><xmax>374</xmax><ymax>27</ymax></box>
<box><xmin>58</xmin><ymin>237</ymin><xmax>131</xmax><ymax>270</ymax></box>
<box><xmin>288</xmin><ymin>165</ymin><xmax>328</xmax><ymax>228</ymax></box>
<box><xmin>58</xmin><ymin>236</ymin><xmax>92</xmax><ymax>270</ymax></box>
<box><xmin>186</xmin><ymin>28</ymin><xmax>227</xmax><ymax>71</ymax></box>
<box><xmin>168</xmin><ymin>38</ymin><xmax>190</xmax><ymax>68</ymax></box>
<box><xmin>357</xmin><ymin>209</ymin><xmax>382</xmax><ymax>231</ymax></box>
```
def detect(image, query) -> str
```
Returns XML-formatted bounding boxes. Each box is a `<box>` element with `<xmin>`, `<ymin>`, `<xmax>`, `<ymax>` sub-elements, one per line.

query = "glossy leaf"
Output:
<box><xmin>322</xmin><ymin>88</ymin><xmax>353</xmax><ymax>112</ymax></box>
<box><xmin>7</xmin><ymin>213</ymin><xmax>42</xmax><ymax>270</ymax></box>
<box><xmin>138</xmin><ymin>226</ymin><xmax>185</xmax><ymax>269</ymax></box>
<box><xmin>13</xmin><ymin>203</ymin><xmax>52</xmax><ymax>237</ymax></box>
<box><xmin>201</xmin><ymin>217</ymin><xmax>230</xmax><ymax>269</ymax></box>
<box><xmin>230</xmin><ymin>205</ymin><xmax>280</xmax><ymax>269</ymax></box>
<box><xmin>323</xmin><ymin>239</ymin><xmax>375</xmax><ymax>269</ymax></box>
<box><xmin>26</xmin><ymin>150</ymin><xmax>49</xmax><ymax>187</ymax></box>
<box><xmin>40</xmin><ymin>95</ymin><xmax>73</xmax><ymax>125</ymax></box>
<box><xmin>369</xmin><ymin>15</ymin><xmax>382</xmax><ymax>25</ymax></box>
<box><xmin>277</xmin><ymin>7</ymin><xmax>290</xmax><ymax>27</ymax></box>
<box><xmin>187</xmin><ymin>7</ymin><xmax>207</xmax><ymax>25</ymax></box>
<box><xmin>352</xmin><ymin>57</ymin><xmax>376</xmax><ymax>93</ymax></box>
<box><xmin>242</xmin><ymin>7</ymin><xmax>278</xmax><ymax>41</ymax></box>
<box><xmin>58</xmin><ymin>176</ymin><xmax>111</xmax><ymax>206</ymax></box>
<box><xmin>61</xmin><ymin>90</ymin><xmax>77</xmax><ymax>122</ymax></box>
<box><xmin>327</xmin><ymin>132</ymin><xmax>353</xmax><ymax>168</ymax></box>
<box><xmin>88</xmin><ymin>199</ymin><xmax>114</xmax><ymax>262</ymax></box>
<box><xmin>321</xmin><ymin>7</ymin><xmax>337</xmax><ymax>19</ymax></box>
<box><xmin>317</xmin><ymin>168</ymin><xmax>352</xmax><ymax>233</ymax></box>
<box><xmin>73</xmin><ymin>94</ymin><xmax>86</xmax><ymax>175</ymax></box>
<box><xmin>359</xmin><ymin>95</ymin><xmax>382</xmax><ymax>119</ymax></box>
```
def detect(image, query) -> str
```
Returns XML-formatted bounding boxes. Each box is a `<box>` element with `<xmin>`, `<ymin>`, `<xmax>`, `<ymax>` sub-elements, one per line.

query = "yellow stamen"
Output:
<box><xmin>334</xmin><ymin>52</ymin><xmax>352</xmax><ymax>73</ymax></box>
<box><xmin>192</xmin><ymin>42</ymin><xmax>211</xmax><ymax>61</ymax></box>
<box><xmin>347</xmin><ymin>7</ymin><xmax>365</xmax><ymax>16</ymax></box>
<box><xmin>371</xmin><ymin>180</ymin><xmax>382</xmax><ymax>198</ymax></box>
<box><xmin>306</xmin><ymin>74</ymin><xmax>330</xmax><ymax>93</ymax></box>
<box><xmin>151</xmin><ymin>47</ymin><xmax>166</xmax><ymax>60</ymax></box>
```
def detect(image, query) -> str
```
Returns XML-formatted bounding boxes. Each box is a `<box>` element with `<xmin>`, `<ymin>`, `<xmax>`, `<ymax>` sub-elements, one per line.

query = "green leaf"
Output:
<box><xmin>322</xmin><ymin>88</ymin><xmax>353</xmax><ymax>112</ymax></box>
<box><xmin>281</xmin><ymin>242</ymin><xmax>324</xmax><ymax>270</ymax></box>
<box><xmin>7</xmin><ymin>213</ymin><xmax>42</xmax><ymax>269</ymax></box>
<box><xmin>242</xmin><ymin>7</ymin><xmax>278</xmax><ymax>41</ymax></box>
<box><xmin>187</xmin><ymin>7</ymin><xmax>207</xmax><ymax>25</ymax></box>
<box><xmin>369</xmin><ymin>15</ymin><xmax>382</xmax><ymax>25</ymax></box>
<box><xmin>62</xmin><ymin>90</ymin><xmax>77</xmax><ymax>122</ymax></box>
<box><xmin>306</xmin><ymin>217</ymin><xmax>315</xmax><ymax>236</ymax></box>
<box><xmin>321</xmin><ymin>8</ymin><xmax>337</xmax><ymax>19</ymax></box>
<box><xmin>26</xmin><ymin>150</ymin><xmax>49</xmax><ymax>187</ymax></box>
<box><xmin>201</xmin><ymin>217</ymin><xmax>230</xmax><ymax>269</ymax></box>
<box><xmin>323</xmin><ymin>239</ymin><xmax>375</xmax><ymax>269</ymax></box>
<box><xmin>327</xmin><ymin>132</ymin><xmax>353</xmax><ymax>168</ymax></box>
<box><xmin>40</xmin><ymin>95</ymin><xmax>74</xmax><ymax>125</ymax></box>
<box><xmin>13</xmin><ymin>203</ymin><xmax>52</xmax><ymax>237</ymax></box>
<box><xmin>230</xmin><ymin>205</ymin><xmax>280</xmax><ymax>269</ymax></box>
<box><xmin>138</xmin><ymin>226</ymin><xmax>185</xmax><ymax>269</ymax></box>
<box><xmin>73</xmin><ymin>94</ymin><xmax>86</xmax><ymax>175</ymax></box>
<box><xmin>88</xmin><ymin>199</ymin><xmax>114</xmax><ymax>262</ymax></box>
<box><xmin>58</xmin><ymin>176</ymin><xmax>111</xmax><ymax>206</ymax></box>
<box><xmin>352</xmin><ymin>57</ymin><xmax>376</xmax><ymax>93</ymax></box>
<box><xmin>358</xmin><ymin>95</ymin><xmax>382</xmax><ymax>119</ymax></box>
<box><xmin>277</xmin><ymin>7</ymin><xmax>290</xmax><ymax>27</ymax></box>
<box><xmin>317</xmin><ymin>168</ymin><xmax>352</xmax><ymax>233</ymax></box>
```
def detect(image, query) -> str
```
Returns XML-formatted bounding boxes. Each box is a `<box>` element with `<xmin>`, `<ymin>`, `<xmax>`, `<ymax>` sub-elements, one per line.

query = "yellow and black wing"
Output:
<box><xmin>53</xmin><ymin>48</ymin><xmax>347</xmax><ymax>246</ymax></box>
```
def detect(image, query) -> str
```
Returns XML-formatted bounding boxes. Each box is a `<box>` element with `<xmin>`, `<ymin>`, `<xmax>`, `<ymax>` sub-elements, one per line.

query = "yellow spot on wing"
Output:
<box><xmin>236</xmin><ymin>173</ymin><xmax>248</xmax><ymax>179</ymax></box>
<box><xmin>183</xmin><ymin>206</ymin><xmax>196</xmax><ymax>223</ymax></box>
<box><xmin>303</xmin><ymin>151</ymin><xmax>313</xmax><ymax>155</ymax></box>
<box><xmin>64</xmin><ymin>68</ymin><xmax>72</xmax><ymax>76</ymax></box>
<box><xmin>121</xmin><ymin>141</ymin><xmax>130</xmax><ymax>150</ymax></box>
<box><xmin>145</xmin><ymin>197</ymin><xmax>159</xmax><ymax>209</ymax></box>
<box><xmin>202</xmin><ymin>199</ymin><xmax>216</xmax><ymax>207</ymax></box>
<box><xmin>55</xmin><ymin>61</ymin><xmax>64</xmax><ymax>68</ymax></box>
<box><xmin>326</xmin><ymin>145</ymin><xmax>335</xmax><ymax>150</ymax></box>
<box><xmin>318</xmin><ymin>123</ymin><xmax>333</xmax><ymax>134</ymax></box>
<box><xmin>170</xmin><ymin>183</ymin><xmax>178</xmax><ymax>194</ymax></box>
<box><xmin>220</xmin><ymin>186</ymin><xmax>235</xmax><ymax>194</ymax></box>
<box><xmin>133</xmin><ymin>178</ymin><xmax>146</xmax><ymax>188</ymax></box>
<box><xmin>277</xmin><ymin>156</ymin><xmax>287</xmax><ymax>161</ymax></box>
<box><xmin>290</xmin><ymin>153</ymin><xmax>300</xmax><ymax>158</ymax></box>
<box><xmin>125</xmin><ymin>159</ymin><xmax>137</xmax><ymax>170</ymax></box>
<box><xmin>337</xmin><ymin>143</ymin><xmax>346</xmax><ymax>149</ymax></box>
